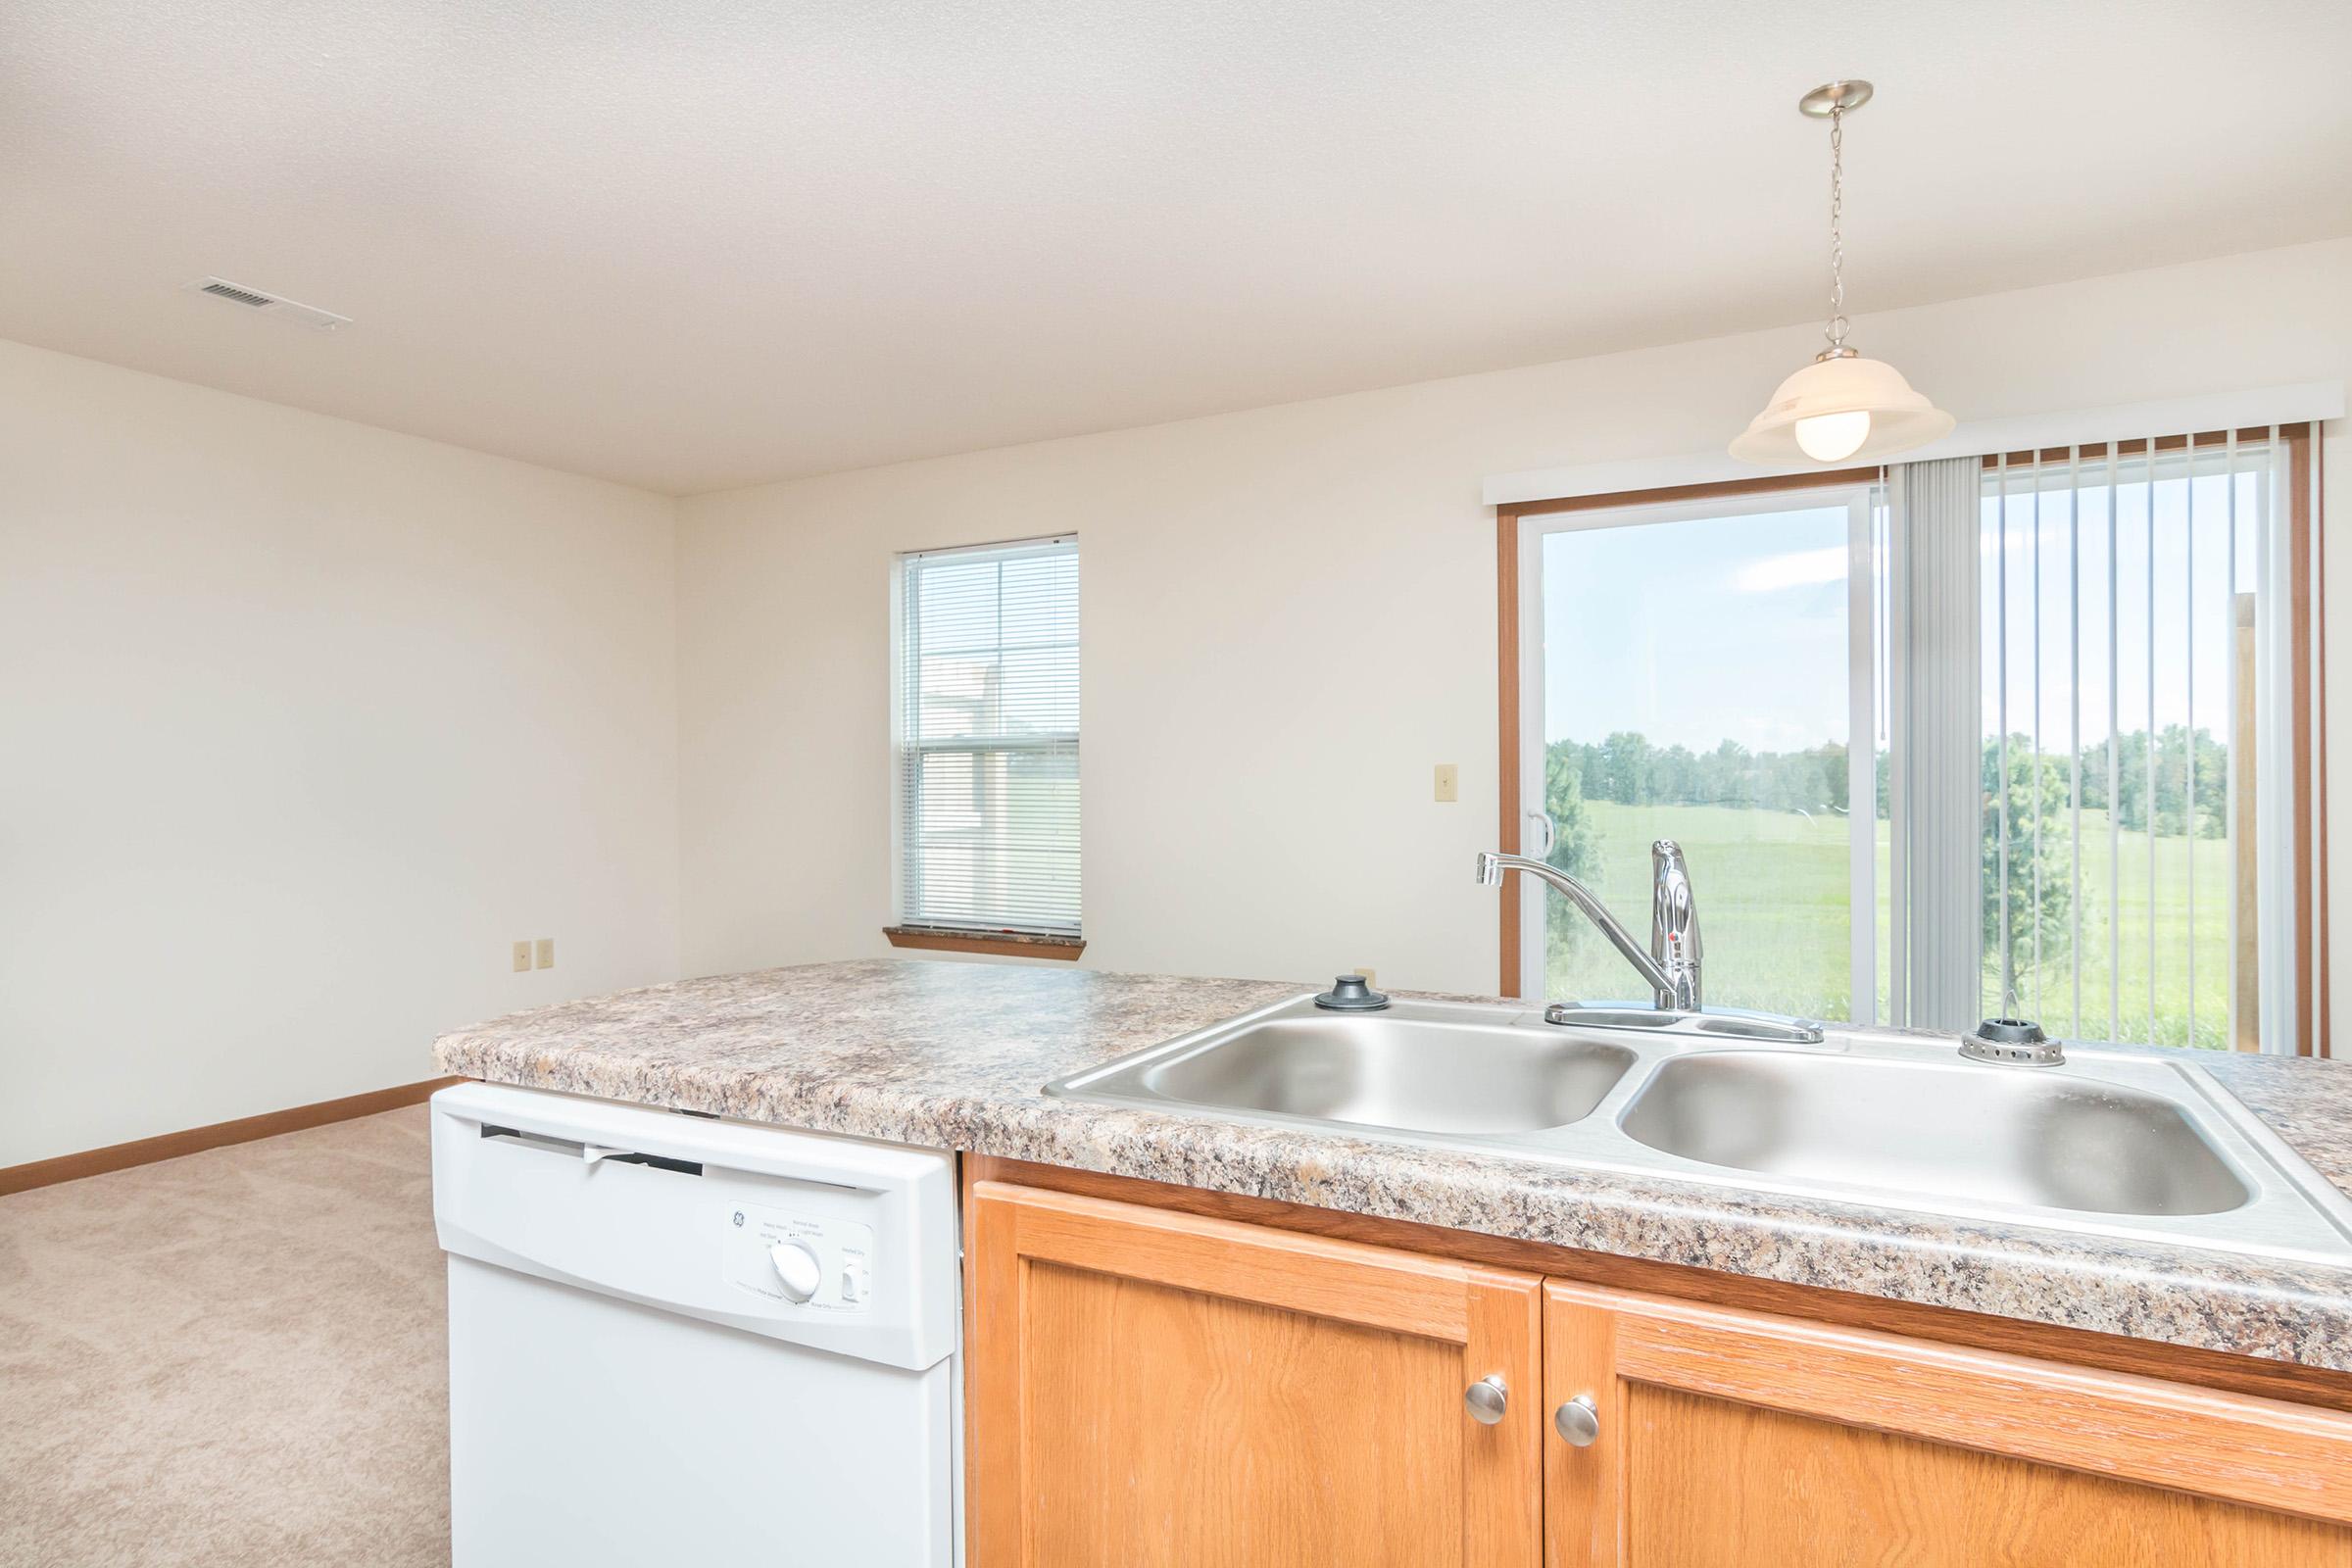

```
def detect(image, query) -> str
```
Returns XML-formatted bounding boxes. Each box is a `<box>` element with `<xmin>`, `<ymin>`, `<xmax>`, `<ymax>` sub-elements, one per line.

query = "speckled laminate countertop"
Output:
<box><xmin>432</xmin><ymin>958</ymin><xmax>2352</xmax><ymax>1371</ymax></box>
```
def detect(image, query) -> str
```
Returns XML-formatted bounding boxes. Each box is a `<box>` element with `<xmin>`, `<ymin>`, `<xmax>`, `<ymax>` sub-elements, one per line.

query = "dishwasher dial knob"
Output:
<box><xmin>769</xmin><ymin>1240</ymin><xmax>824</xmax><ymax>1303</ymax></box>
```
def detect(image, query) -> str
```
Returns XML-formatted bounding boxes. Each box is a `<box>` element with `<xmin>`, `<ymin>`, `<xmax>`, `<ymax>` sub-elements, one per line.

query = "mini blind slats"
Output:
<box><xmin>897</xmin><ymin>537</ymin><xmax>1079</xmax><ymax>935</ymax></box>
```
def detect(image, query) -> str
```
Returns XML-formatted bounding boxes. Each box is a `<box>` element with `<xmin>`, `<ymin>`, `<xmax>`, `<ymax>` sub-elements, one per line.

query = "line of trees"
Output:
<box><xmin>1975</xmin><ymin>726</ymin><xmax>2225</xmax><ymax>981</ymax></box>
<box><xmin>2070</xmin><ymin>727</ymin><xmax>2229</xmax><ymax>840</ymax></box>
<box><xmin>1549</xmin><ymin>726</ymin><xmax>2228</xmax><ymax>840</ymax></box>
<box><xmin>1556</xmin><ymin>732</ymin><xmax>1852</xmax><ymax>818</ymax></box>
<box><xmin>1544</xmin><ymin>725</ymin><xmax>2231</xmax><ymax>985</ymax></box>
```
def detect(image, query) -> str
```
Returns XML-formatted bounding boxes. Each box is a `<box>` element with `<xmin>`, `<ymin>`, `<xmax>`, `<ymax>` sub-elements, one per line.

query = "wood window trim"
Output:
<box><xmin>883</xmin><ymin>925</ymin><xmax>1086</xmax><ymax>960</ymax></box>
<box><xmin>1494</xmin><ymin>429</ymin><xmax>2327</xmax><ymax>1056</ymax></box>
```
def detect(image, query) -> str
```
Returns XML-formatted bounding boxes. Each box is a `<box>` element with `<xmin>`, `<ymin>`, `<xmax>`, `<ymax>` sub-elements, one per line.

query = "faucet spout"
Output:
<box><xmin>1474</xmin><ymin>851</ymin><xmax>1677</xmax><ymax>1003</ymax></box>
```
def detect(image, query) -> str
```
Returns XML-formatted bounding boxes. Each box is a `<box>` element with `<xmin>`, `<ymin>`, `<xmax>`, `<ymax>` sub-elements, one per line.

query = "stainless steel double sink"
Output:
<box><xmin>1045</xmin><ymin>995</ymin><xmax>2352</xmax><ymax>1265</ymax></box>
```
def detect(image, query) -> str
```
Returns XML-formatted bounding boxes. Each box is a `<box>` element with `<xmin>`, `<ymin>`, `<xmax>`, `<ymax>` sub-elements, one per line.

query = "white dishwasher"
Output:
<box><xmin>430</xmin><ymin>1082</ymin><xmax>961</xmax><ymax>1566</ymax></box>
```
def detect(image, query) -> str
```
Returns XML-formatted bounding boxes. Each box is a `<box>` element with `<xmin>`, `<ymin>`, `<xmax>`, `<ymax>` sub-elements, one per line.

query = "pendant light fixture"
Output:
<box><xmin>1731</xmin><ymin>80</ymin><xmax>1953</xmax><ymax>466</ymax></box>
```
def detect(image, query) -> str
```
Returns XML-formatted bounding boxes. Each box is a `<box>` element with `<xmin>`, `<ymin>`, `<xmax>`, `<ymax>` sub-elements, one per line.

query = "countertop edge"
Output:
<box><xmin>431</xmin><ymin>991</ymin><xmax>2352</xmax><ymax>1376</ymax></box>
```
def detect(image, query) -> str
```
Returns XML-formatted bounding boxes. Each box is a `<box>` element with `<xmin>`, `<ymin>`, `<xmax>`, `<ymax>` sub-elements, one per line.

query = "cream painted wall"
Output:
<box><xmin>676</xmin><ymin>239</ymin><xmax>2352</xmax><ymax>1031</ymax></box>
<box><xmin>0</xmin><ymin>340</ymin><xmax>681</xmax><ymax>1164</ymax></box>
<box><xmin>6</xmin><ymin>238</ymin><xmax>2343</xmax><ymax>1167</ymax></box>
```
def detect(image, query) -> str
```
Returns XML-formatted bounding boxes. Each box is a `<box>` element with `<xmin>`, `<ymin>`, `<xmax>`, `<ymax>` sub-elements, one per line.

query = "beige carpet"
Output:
<box><xmin>0</xmin><ymin>1107</ymin><xmax>449</xmax><ymax>1566</ymax></box>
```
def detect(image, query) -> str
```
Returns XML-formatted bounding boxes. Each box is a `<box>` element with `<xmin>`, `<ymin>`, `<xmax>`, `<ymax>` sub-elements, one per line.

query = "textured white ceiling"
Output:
<box><xmin>5</xmin><ymin>0</ymin><xmax>2349</xmax><ymax>494</ymax></box>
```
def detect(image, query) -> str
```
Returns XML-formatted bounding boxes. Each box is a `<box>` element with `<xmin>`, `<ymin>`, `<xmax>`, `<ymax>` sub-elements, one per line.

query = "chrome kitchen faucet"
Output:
<box><xmin>1476</xmin><ymin>840</ymin><xmax>1703</xmax><ymax>1015</ymax></box>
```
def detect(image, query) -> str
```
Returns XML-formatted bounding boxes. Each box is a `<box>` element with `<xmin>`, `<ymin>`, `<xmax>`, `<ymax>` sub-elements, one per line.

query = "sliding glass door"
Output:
<box><xmin>1517</xmin><ymin>485</ymin><xmax>1880</xmax><ymax>1022</ymax></box>
<box><xmin>1509</xmin><ymin>429</ymin><xmax>2313</xmax><ymax>1053</ymax></box>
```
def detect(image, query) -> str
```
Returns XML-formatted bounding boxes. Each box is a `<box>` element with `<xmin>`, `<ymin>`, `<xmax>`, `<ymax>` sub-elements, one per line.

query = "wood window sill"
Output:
<box><xmin>884</xmin><ymin>927</ymin><xmax>1087</xmax><ymax>961</ymax></box>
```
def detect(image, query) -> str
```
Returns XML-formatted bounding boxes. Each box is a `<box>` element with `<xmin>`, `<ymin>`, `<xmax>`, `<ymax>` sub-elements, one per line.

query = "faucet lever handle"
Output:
<box><xmin>1648</xmin><ymin>840</ymin><xmax>1702</xmax><ymax>1013</ymax></box>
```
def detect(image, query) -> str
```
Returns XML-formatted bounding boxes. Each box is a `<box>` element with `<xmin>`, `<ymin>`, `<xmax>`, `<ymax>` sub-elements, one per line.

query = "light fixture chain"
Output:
<box><xmin>1735</xmin><ymin>79</ymin><xmax>1952</xmax><ymax>466</ymax></box>
<box><xmin>1826</xmin><ymin>103</ymin><xmax>1848</xmax><ymax>353</ymax></box>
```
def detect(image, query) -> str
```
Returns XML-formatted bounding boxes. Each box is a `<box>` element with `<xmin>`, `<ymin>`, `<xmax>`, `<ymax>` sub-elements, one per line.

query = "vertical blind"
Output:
<box><xmin>1973</xmin><ymin>432</ymin><xmax>2298</xmax><ymax>1051</ymax></box>
<box><xmin>896</xmin><ymin>536</ymin><xmax>1080</xmax><ymax>936</ymax></box>
<box><xmin>1883</xmin><ymin>455</ymin><xmax>1984</xmax><ymax>1035</ymax></box>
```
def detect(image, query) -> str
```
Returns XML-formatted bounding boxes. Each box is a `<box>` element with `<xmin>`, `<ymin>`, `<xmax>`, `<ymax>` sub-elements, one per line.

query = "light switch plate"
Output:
<box><xmin>512</xmin><ymin>941</ymin><xmax>532</xmax><ymax>973</ymax></box>
<box><xmin>534</xmin><ymin>938</ymin><xmax>556</xmax><ymax>970</ymax></box>
<box><xmin>1433</xmin><ymin>763</ymin><xmax>1458</xmax><ymax>803</ymax></box>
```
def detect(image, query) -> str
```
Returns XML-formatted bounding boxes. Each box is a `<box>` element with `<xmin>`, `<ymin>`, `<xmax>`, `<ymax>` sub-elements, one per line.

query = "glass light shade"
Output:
<box><xmin>1731</xmin><ymin>353</ymin><xmax>1954</xmax><ymax>466</ymax></box>
<box><xmin>1793</xmin><ymin>410</ymin><xmax>1872</xmax><ymax>462</ymax></box>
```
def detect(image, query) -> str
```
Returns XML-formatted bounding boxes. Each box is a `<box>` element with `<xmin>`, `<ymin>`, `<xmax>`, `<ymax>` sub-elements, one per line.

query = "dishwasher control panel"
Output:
<box><xmin>433</xmin><ymin>1082</ymin><xmax>956</xmax><ymax>1368</ymax></box>
<box><xmin>722</xmin><ymin>1200</ymin><xmax>877</xmax><ymax>1312</ymax></box>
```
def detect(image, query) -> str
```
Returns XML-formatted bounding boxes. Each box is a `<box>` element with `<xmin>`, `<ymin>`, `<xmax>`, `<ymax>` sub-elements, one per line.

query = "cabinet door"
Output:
<box><xmin>967</xmin><ymin>1181</ymin><xmax>1544</xmax><ymax>1568</ymax></box>
<box><xmin>1543</xmin><ymin>1280</ymin><xmax>2352</xmax><ymax>1567</ymax></box>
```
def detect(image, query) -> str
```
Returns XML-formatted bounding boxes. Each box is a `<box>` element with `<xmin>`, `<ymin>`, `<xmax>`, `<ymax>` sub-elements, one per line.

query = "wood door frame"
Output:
<box><xmin>1495</xmin><ymin>428</ymin><xmax>2326</xmax><ymax>1056</ymax></box>
<box><xmin>2292</xmin><ymin>424</ymin><xmax>2327</xmax><ymax>1056</ymax></box>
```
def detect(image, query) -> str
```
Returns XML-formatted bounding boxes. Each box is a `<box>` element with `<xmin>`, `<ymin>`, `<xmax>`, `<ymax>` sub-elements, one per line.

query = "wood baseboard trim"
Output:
<box><xmin>0</xmin><ymin>1076</ymin><xmax>465</xmax><ymax>1197</ymax></box>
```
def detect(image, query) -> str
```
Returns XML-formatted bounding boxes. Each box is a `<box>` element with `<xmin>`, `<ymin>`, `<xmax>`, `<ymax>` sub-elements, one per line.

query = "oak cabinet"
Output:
<box><xmin>965</xmin><ymin>1178</ymin><xmax>2352</xmax><ymax>1568</ymax></box>
<box><xmin>965</xmin><ymin>1180</ymin><xmax>1544</xmax><ymax>1567</ymax></box>
<box><xmin>1543</xmin><ymin>1280</ymin><xmax>2352</xmax><ymax>1566</ymax></box>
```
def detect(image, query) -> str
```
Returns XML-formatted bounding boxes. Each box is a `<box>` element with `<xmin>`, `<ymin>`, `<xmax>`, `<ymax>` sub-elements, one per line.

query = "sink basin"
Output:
<box><xmin>1127</xmin><ymin>1014</ymin><xmax>1636</xmax><ymax>1136</ymax></box>
<box><xmin>1619</xmin><ymin>1051</ymin><xmax>2252</xmax><ymax>1216</ymax></box>
<box><xmin>1047</xmin><ymin>994</ymin><xmax>2352</xmax><ymax>1263</ymax></box>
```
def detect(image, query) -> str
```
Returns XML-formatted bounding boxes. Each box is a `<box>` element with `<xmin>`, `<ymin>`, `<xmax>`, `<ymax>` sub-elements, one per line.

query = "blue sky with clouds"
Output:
<box><xmin>1542</xmin><ymin>506</ymin><xmax>1851</xmax><ymax>756</ymax></box>
<box><xmin>1539</xmin><ymin>466</ymin><xmax>2261</xmax><ymax>760</ymax></box>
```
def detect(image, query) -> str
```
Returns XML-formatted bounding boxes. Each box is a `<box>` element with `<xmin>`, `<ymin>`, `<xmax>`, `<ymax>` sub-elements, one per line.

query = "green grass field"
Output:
<box><xmin>1545</xmin><ymin>801</ymin><xmax>2233</xmax><ymax>1049</ymax></box>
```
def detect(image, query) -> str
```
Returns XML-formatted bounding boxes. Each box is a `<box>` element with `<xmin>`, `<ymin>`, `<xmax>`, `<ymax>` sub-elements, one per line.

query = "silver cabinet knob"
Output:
<box><xmin>1464</xmin><ymin>1375</ymin><xmax>1508</xmax><ymax>1425</ymax></box>
<box><xmin>1553</xmin><ymin>1394</ymin><xmax>1600</xmax><ymax>1446</ymax></box>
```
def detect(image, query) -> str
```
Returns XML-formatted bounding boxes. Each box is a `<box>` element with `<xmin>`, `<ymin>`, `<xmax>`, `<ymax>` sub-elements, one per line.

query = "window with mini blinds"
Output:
<box><xmin>891</xmin><ymin>536</ymin><xmax>1080</xmax><ymax>948</ymax></box>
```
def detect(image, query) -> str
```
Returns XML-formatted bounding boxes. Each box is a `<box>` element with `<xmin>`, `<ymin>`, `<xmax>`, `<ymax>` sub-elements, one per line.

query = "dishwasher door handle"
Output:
<box><xmin>478</xmin><ymin>1124</ymin><xmax>705</xmax><ymax>1177</ymax></box>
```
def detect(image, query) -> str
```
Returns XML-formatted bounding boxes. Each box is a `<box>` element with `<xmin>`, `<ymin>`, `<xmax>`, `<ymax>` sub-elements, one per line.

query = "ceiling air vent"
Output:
<box><xmin>198</xmin><ymin>279</ymin><xmax>272</xmax><ymax>308</ymax></box>
<box><xmin>182</xmin><ymin>276</ymin><xmax>352</xmax><ymax>332</ymax></box>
